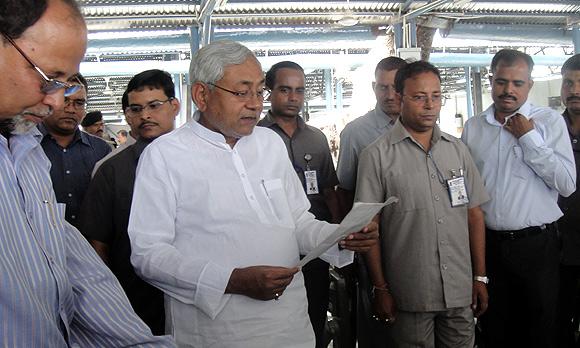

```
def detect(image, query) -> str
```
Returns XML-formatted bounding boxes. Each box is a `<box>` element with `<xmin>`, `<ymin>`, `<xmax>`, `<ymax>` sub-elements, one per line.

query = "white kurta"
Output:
<box><xmin>128</xmin><ymin>116</ymin><xmax>352</xmax><ymax>347</ymax></box>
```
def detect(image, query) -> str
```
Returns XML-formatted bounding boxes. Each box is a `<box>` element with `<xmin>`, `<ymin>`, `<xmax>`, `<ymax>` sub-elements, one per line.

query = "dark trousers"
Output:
<box><xmin>355</xmin><ymin>255</ymin><xmax>388</xmax><ymax>348</ymax></box>
<box><xmin>557</xmin><ymin>264</ymin><xmax>580</xmax><ymax>348</ymax></box>
<box><xmin>481</xmin><ymin>225</ymin><xmax>560</xmax><ymax>348</ymax></box>
<box><xmin>303</xmin><ymin>257</ymin><xmax>330</xmax><ymax>348</ymax></box>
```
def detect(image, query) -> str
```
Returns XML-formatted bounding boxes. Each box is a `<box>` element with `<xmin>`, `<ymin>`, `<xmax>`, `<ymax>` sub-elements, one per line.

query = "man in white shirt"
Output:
<box><xmin>462</xmin><ymin>49</ymin><xmax>576</xmax><ymax>348</ymax></box>
<box><xmin>128</xmin><ymin>40</ymin><xmax>379</xmax><ymax>348</ymax></box>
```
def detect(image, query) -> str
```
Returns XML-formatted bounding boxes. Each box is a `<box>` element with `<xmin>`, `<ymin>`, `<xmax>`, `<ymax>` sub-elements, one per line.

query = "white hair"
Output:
<box><xmin>189</xmin><ymin>40</ymin><xmax>258</xmax><ymax>86</ymax></box>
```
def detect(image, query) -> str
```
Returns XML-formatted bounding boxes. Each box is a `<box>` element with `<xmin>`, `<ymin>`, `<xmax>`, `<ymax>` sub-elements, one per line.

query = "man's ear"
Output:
<box><xmin>372</xmin><ymin>81</ymin><xmax>376</xmax><ymax>91</ymax></box>
<box><xmin>170</xmin><ymin>98</ymin><xmax>181</xmax><ymax>119</ymax></box>
<box><xmin>191</xmin><ymin>82</ymin><xmax>209</xmax><ymax>112</ymax></box>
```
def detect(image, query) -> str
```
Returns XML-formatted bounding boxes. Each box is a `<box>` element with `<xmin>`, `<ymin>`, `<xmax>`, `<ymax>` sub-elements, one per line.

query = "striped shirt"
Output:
<box><xmin>0</xmin><ymin>128</ymin><xmax>175</xmax><ymax>347</ymax></box>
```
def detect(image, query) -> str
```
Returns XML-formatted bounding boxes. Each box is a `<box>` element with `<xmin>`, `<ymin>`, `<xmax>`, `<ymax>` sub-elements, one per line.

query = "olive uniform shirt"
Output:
<box><xmin>258</xmin><ymin>112</ymin><xmax>338</xmax><ymax>222</ymax></box>
<box><xmin>356</xmin><ymin>119</ymin><xmax>489</xmax><ymax>312</ymax></box>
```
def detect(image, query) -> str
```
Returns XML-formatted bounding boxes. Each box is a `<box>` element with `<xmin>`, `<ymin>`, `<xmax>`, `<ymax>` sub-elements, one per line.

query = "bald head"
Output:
<box><xmin>0</xmin><ymin>0</ymin><xmax>87</xmax><ymax>120</ymax></box>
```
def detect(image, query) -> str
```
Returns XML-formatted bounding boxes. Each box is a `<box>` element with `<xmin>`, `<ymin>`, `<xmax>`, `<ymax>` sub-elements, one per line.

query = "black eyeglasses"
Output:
<box><xmin>207</xmin><ymin>82</ymin><xmax>267</xmax><ymax>101</ymax></box>
<box><xmin>125</xmin><ymin>98</ymin><xmax>174</xmax><ymax>117</ymax></box>
<box><xmin>1</xmin><ymin>32</ymin><xmax>80</xmax><ymax>97</ymax></box>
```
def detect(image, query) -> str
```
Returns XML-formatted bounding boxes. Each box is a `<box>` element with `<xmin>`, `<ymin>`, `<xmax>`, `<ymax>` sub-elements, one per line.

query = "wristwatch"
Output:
<box><xmin>474</xmin><ymin>275</ymin><xmax>489</xmax><ymax>284</ymax></box>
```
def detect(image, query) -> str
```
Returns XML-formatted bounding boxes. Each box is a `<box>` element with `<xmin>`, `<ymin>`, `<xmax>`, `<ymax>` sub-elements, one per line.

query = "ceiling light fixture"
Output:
<box><xmin>338</xmin><ymin>0</ymin><xmax>359</xmax><ymax>27</ymax></box>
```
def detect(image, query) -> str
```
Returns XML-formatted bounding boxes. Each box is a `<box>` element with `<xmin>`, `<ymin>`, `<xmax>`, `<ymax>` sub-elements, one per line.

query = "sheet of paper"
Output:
<box><xmin>296</xmin><ymin>197</ymin><xmax>398</xmax><ymax>268</ymax></box>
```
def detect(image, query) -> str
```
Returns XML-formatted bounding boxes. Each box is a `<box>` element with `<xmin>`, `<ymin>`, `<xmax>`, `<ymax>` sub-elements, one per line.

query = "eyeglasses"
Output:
<box><xmin>1</xmin><ymin>32</ymin><xmax>80</xmax><ymax>97</ymax></box>
<box><xmin>207</xmin><ymin>82</ymin><xmax>267</xmax><ymax>102</ymax></box>
<box><xmin>125</xmin><ymin>98</ymin><xmax>174</xmax><ymax>117</ymax></box>
<box><xmin>64</xmin><ymin>96</ymin><xmax>87</xmax><ymax>110</ymax></box>
<box><xmin>403</xmin><ymin>94</ymin><xmax>447</xmax><ymax>106</ymax></box>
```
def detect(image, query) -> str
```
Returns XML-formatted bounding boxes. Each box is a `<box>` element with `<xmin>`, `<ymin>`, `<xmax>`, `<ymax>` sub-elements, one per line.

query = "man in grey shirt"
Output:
<box><xmin>337</xmin><ymin>56</ymin><xmax>407</xmax><ymax>211</ymax></box>
<box><xmin>336</xmin><ymin>56</ymin><xmax>407</xmax><ymax>347</ymax></box>
<box><xmin>356</xmin><ymin>61</ymin><xmax>489</xmax><ymax>347</ymax></box>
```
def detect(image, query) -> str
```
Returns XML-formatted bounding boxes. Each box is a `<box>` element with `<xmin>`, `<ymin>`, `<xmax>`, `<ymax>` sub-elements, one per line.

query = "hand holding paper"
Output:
<box><xmin>297</xmin><ymin>197</ymin><xmax>398</xmax><ymax>267</ymax></box>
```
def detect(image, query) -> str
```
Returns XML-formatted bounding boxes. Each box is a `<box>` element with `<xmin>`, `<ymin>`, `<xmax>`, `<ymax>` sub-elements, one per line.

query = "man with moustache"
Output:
<box><xmin>462</xmin><ymin>49</ymin><xmax>576</xmax><ymax>348</ymax></box>
<box><xmin>336</xmin><ymin>56</ymin><xmax>407</xmax><ymax>347</ymax></box>
<box><xmin>258</xmin><ymin>61</ymin><xmax>340</xmax><ymax>348</ymax></box>
<box><xmin>80</xmin><ymin>69</ymin><xmax>180</xmax><ymax>334</ymax></box>
<box><xmin>357</xmin><ymin>61</ymin><xmax>489</xmax><ymax>347</ymax></box>
<box><xmin>0</xmin><ymin>0</ymin><xmax>175</xmax><ymax>346</ymax></box>
<box><xmin>556</xmin><ymin>54</ymin><xmax>580</xmax><ymax>348</ymax></box>
<box><xmin>39</xmin><ymin>73</ymin><xmax>111</xmax><ymax>228</ymax></box>
<box><xmin>128</xmin><ymin>40</ymin><xmax>379</xmax><ymax>347</ymax></box>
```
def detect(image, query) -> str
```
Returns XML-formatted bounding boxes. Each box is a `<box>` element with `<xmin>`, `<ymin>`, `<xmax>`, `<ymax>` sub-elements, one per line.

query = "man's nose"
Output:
<box><xmin>42</xmin><ymin>89</ymin><xmax>65</xmax><ymax>112</ymax></box>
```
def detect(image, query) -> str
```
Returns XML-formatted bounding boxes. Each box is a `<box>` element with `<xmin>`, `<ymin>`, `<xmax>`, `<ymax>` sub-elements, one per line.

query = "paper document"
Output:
<box><xmin>297</xmin><ymin>197</ymin><xmax>398</xmax><ymax>268</ymax></box>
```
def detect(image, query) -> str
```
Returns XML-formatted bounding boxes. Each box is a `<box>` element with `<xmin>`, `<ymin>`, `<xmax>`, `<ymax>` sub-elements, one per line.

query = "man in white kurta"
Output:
<box><xmin>128</xmin><ymin>40</ymin><xmax>378</xmax><ymax>348</ymax></box>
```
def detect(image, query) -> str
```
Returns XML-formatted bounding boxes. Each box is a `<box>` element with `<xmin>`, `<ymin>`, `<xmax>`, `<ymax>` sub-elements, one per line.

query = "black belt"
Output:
<box><xmin>487</xmin><ymin>222</ymin><xmax>557</xmax><ymax>241</ymax></box>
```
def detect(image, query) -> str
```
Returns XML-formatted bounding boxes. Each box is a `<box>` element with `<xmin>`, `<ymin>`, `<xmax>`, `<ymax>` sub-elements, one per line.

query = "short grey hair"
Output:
<box><xmin>189</xmin><ymin>40</ymin><xmax>257</xmax><ymax>86</ymax></box>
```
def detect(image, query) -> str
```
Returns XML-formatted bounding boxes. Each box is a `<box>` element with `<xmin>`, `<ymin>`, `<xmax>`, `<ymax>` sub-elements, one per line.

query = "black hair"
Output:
<box><xmin>394</xmin><ymin>60</ymin><xmax>441</xmax><ymax>94</ymax></box>
<box><xmin>265</xmin><ymin>61</ymin><xmax>304</xmax><ymax>90</ymax></box>
<box><xmin>70</xmin><ymin>73</ymin><xmax>88</xmax><ymax>93</ymax></box>
<box><xmin>117</xmin><ymin>129</ymin><xmax>128</xmax><ymax>137</ymax></box>
<box><xmin>122</xmin><ymin>69</ymin><xmax>175</xmax><ymax>110</ymax></box>
<box><xmin>491</xmin><ymin>49</ymin><xmax>534</xmax><ymax>75</ymax></box>
<box><xmin>562</xmin><ymin>54</ymin><xmax>580</xmax><ymax>75</ymax></box>
<box><xmin>0</xmin><ymin>0</ymin><xmax>82</xmax><ymax>39</ymax></box>
<box><xmin>375</xmin><ymin>56</ymin><xmax>408</xmax><ymax>76</ymax></box>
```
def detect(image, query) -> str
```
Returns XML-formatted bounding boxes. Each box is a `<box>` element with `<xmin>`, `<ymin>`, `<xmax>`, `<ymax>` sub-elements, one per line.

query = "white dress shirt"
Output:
<box><xmin>128</xmin><ymin>115</ymin><xmax>353</xmax><ymax>348</ymax></box>
<box><xmin>462</xmin><ymin>100</ymin><xmax>576</xmax><ymax>230</ymax></box>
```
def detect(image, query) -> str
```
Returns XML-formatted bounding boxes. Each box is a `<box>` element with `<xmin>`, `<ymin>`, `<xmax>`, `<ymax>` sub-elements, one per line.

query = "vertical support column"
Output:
<box><xmin>200</xmin><ymin>16</ymin><xmax>213</xmax><ymax>46</ymax></box>
<box><xmin>190</xmin><ymin>25</ymin><xmax>200</xmax><ymax>53</ymax></box>
<box><xmin>573</xmin><ymin>26</ymin><xmax>580</xmax><ymax>55</ymax></box>
<box><xmin>464</xmin><ymin>66</ymin><xmax>474</xmax><ymax>119</ymax></box>
<box><xmin>472</xmin><ymin>67</ymin><xmax>483</xmax><ymax>116</ymax></box>
<box><xmin>409</xmin><ymin>19</ymin><xmax>417</xmax><ymax>47</ymax></box>
<box><xmin>324</xmin><ymin>69</ymin><xmax>333</xmax><ymax>112</ymax></box>
<box><xmin>394</xmin><ymin>23</ymin><xmax>403</xmax><ymax>51</ymax></box>
<box><xmin>336</xmin><ymin>79</ymin><xmax>343</xmax><ymax>111</ymax></box>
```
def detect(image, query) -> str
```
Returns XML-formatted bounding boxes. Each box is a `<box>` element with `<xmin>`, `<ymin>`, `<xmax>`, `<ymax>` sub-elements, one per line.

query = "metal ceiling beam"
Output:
<box><xmin>444</xmin><ymin>23</ymin><xmax>574</xmax><ymax>45</ymax></box>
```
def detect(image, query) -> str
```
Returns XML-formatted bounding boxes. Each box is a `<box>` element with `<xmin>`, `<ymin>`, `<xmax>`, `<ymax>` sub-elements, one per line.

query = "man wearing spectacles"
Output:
<box><xmin>38</xmin><ymin>73</ymin><xmax>111</xmax><ymax>229</ymax></box>
<box><xmin>128</xmin><ymin>40</ymin><xmax>379</xmax><ymax>347</ymax></box>
<box><xmin>80</xmin><ymin>69</ymin><xmax>180</xmax><ymax>335</ymax></box>
<box><xmin>357</xmin><ymin>61</ymin><xmax>489</xmax><ymax>347</ymax></box>
<box><xmin>0</xmin><ymin>0</ymin><xmax>175</xmax><ymax>347</ymax></box>
<box><xmin>462</xmin><ymin>49</ymin><xmax>576</xmax><ymax>348</ymax></box>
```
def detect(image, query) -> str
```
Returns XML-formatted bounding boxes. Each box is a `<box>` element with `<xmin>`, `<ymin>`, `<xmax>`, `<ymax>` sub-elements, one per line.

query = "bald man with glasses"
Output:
<box><xmin>0</xmin><ymin>0</ymin><xmax>175</xmax><ymax>346</ymax></box>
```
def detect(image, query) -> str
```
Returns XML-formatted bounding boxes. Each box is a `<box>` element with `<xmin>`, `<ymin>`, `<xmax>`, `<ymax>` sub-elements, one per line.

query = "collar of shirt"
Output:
<box><xmin>389</xmin><ymin>117</ymin><xmax>454</xmax><ymax>147</ymax></box>
<box><xmin>190</xmin><ymin>111</ymin><xmax>248</xmax><ymax>150</ymax></box>
<box><xmin>482</xmin><ymin>99</ymin><xmax>533</xmax><ymax>126</ymax></box>
<box><xmin>373</xmin><ymin>104</ymin><xmax>397</xmax><ymax>129</ymax></box>
<box><xmin>38</xmin><ymin>123</ymin><xmax>92</xmax><ymax>148</ymax></box>
<box><xmin>260</xmin><ymin>111</ymin><xmax>306</xmax><ymax>131</ymax></box>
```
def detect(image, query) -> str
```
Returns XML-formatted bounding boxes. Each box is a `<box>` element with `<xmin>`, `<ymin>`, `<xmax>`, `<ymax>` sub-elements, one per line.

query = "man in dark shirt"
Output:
<box><xmin>39</xmin><ymin>73</ymin><xmax>111</xmax><ymax>228</ymax></box>
<box><xmin>258</xmin><ymin>61</ymin><xmax>340</xmax><ymax>348</ymax></box>
<box><xmin>79</xmin><ymin>69</ymin><xmax>180</xmax><ymax>334</ymax></box>
<box><xmin>557</xmin><ymin>53</ymin><xmax>580</xmax><ymax>348</ymax></box>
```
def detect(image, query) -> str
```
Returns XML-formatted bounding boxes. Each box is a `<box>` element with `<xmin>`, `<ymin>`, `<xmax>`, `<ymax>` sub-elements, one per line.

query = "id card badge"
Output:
<box><xmin>447</xmin><ymin>176</ymin><xmax>469</xmax><ymax>207</ymax></box>
<box><xmin>304</xmin><ymin>170</ymin><xmax>319</xmax><ymax>195</ymax></box>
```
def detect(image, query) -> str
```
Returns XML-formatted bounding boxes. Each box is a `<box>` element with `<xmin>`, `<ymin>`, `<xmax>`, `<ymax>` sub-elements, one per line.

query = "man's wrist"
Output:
<box><xmin>473</xmin><ymin>275</ymin><xmax>489</xmax><ymax>284</ymax></box>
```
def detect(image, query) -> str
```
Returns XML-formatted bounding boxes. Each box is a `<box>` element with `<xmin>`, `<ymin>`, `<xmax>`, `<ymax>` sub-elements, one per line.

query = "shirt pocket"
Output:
<box><xmin>261</xmin><ymin>178</ymin><xmax>296</xmax><ymax>228</ymax></box>
<box><xmin>511</xmin><ymin>146</ymin><xmax>531</xmax><ymax>180</ymax></box>
<box><xmin>387</xmin><ymin>173</ymin><xmax>429</xmax><ymax>213</ymax></box>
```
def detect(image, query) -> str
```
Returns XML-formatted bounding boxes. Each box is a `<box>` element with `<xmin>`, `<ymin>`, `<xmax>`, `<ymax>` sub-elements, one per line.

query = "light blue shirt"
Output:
<box><xmin>461</xmin><ymin>100</ymin><xmax>576</xmax><ymax>230</ymax></box>
<box><xmin>0</xmin><ymin>128</ymin><xmax>175</xmax><ymax>347</ymax></box>
<box><xmin>337</xmin><ymin>105</ymin><xmax>396</xmax><ymax>191</ymax></box>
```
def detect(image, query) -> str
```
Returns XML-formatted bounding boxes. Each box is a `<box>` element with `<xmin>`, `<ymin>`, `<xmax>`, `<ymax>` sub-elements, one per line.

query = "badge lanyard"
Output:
<box><xmin>303</xmin><ymin>153</ymin><xmax>319</xmax><ymax>195</ymax></box>
<box><xmin>427</xmin><ymin>151</ymin><xmax>469</xmax><ymax>207</ymax></box>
